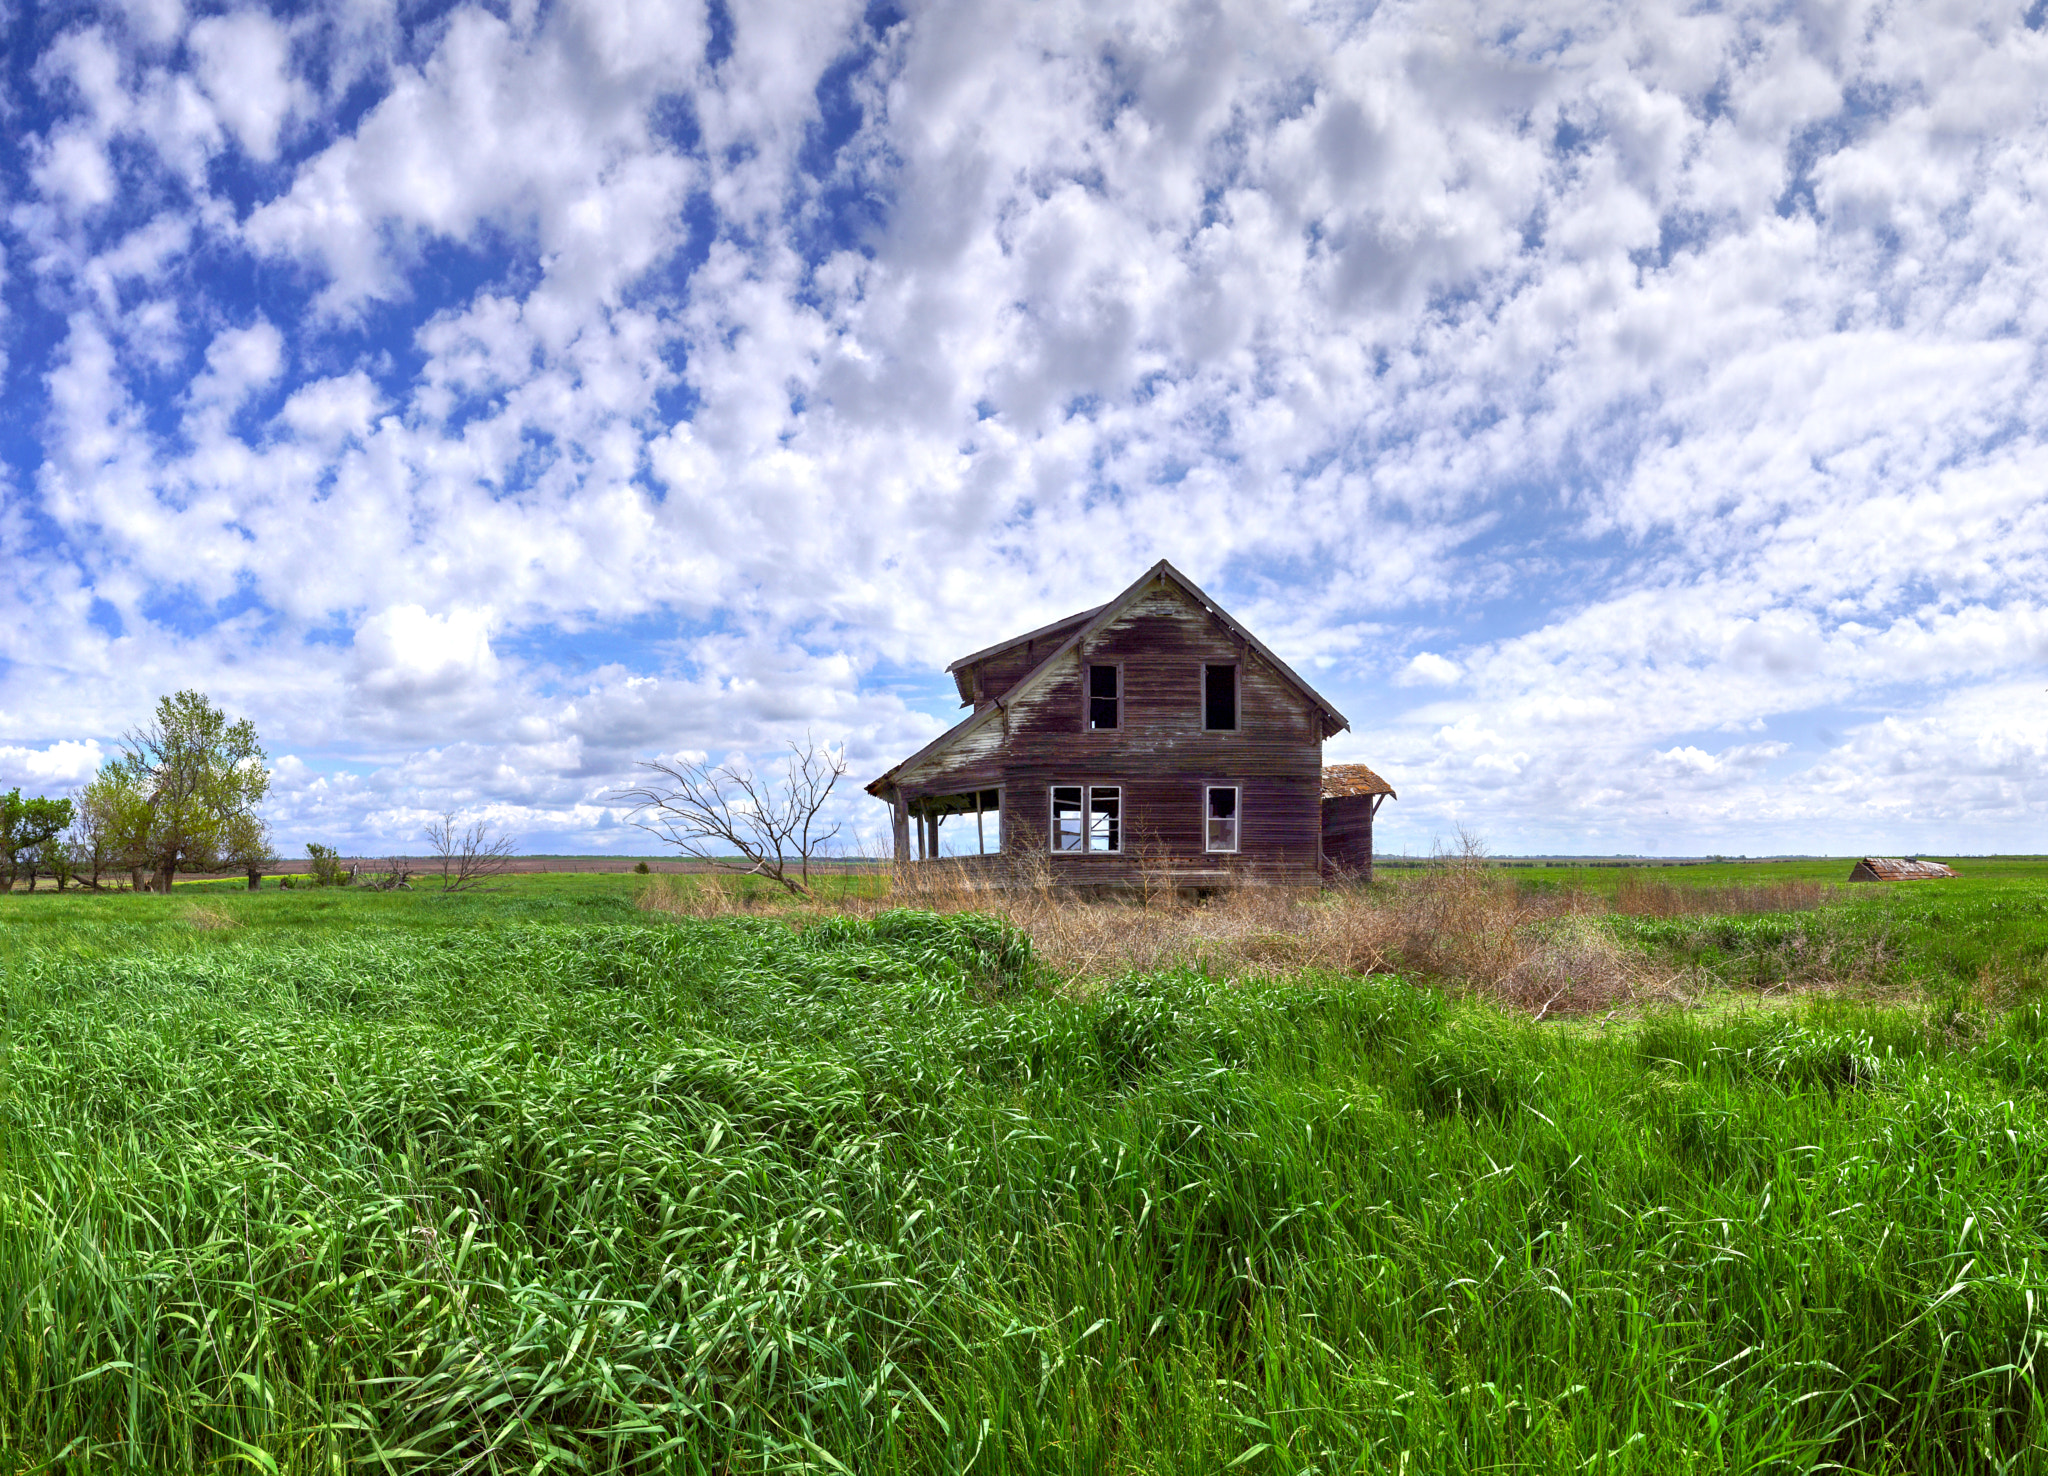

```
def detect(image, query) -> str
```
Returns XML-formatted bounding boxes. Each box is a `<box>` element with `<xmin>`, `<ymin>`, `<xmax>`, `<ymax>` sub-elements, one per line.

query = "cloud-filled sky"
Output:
<box><xmin>2</xmin><ymin>0</ymin><xmax>2045</xmax><ymax>859</ymax></box>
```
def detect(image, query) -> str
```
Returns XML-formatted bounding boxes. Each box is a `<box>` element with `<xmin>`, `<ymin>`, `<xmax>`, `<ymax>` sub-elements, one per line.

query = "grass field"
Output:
<box><xmin>4</xmin><ymin>865</ymin><xmax>2048</xmax><ymax>1472</ymax></box>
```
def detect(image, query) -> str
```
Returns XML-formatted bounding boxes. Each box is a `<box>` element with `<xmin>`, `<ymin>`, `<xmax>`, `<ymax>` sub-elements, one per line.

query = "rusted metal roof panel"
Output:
<box><xmin>1848</xmin><ymin>856</ymin><xmax>1958</xmax><ymax>881</ymax></box>
<box><xmin>1322</xmin><ymin>763</ymin><xmax>1396</xmax><ymax>800</ymax></box>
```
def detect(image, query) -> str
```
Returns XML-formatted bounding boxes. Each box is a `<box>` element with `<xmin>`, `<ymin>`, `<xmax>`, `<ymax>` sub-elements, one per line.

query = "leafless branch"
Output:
<box><xmin>610</xmin><ymin>733</ymin><xmax>848</xmax><ymax>898</ymax></box>
<box><xmin>360</xmin><ymin>855</ymin><xmax>417</xmax><ymax>891</ymax></box>
<box><xmin>424</xmin><ymin>814</ymin><xmax>518</xmax><ymax>893</ymax></box>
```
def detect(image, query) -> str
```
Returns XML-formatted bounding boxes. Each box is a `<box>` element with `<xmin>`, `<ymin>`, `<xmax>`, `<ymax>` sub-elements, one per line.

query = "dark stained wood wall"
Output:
<box><xmin>957</xmin><ymin>612</ymin><xmax>1094</xmax><ymax>704</ymax></box>
<box><xmin>1320</xmin><ymin>794</ymin><xmax>1377</xmax><ymax>879</ymax></box>
<box><xmin>991</xmin><ymin>578</ymin><xmax>1325</xmax><ymax>877</ymax></box>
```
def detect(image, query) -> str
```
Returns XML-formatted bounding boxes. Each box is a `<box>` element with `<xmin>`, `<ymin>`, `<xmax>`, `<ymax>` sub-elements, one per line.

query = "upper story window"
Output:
<box><xmin>1088</xmin><ymin>664</ymin><xmax>1121</xmax><ymax>729</ymax></box>
<box><xmin>1204</xmin><ymin>663</ymin><xmax>1239</xmax><ymax>731</ymax></box>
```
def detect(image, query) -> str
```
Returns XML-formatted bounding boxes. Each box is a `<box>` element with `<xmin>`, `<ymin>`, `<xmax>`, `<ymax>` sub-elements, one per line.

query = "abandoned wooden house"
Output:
<box><xmin>866</xmin><ymin>560</ymin><xmax>1394</xmax><ymax>886</ymax></box>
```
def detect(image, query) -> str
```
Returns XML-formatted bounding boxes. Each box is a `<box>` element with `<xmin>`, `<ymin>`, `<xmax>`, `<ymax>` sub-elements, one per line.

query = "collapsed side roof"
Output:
<box><xmin>1851</xmin><ymin>856</ymin><xmax>1958</xmax><ymax>880</ymax></box>
<box><xmin>1323</xmin><ymin>763</ymin><xmax>1397</xmax><ymax>800</ymax></box>
<box><xmin>868</xmin><ymin>559</ymin><xmax>1352</xmax><ymax>797</ymax></box>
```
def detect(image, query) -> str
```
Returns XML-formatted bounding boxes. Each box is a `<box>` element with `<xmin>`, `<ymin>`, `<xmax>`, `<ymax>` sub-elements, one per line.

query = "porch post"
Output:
<box><xmin>975</xmin><ymin>791</ymin><xmax>986</xmax><ymax>855</ymax></box>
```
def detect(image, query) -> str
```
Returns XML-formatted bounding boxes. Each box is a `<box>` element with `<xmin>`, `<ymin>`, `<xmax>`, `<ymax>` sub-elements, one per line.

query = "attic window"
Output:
<box><xmin>1203</xmin><ymin>663</ymin><xmax>1238</xmax><ymax>731</ymax></box>
<box><xmin>1088</xmin><ymin>664</ymin><xmax>1120</xmax><ymax>730</ymax></box>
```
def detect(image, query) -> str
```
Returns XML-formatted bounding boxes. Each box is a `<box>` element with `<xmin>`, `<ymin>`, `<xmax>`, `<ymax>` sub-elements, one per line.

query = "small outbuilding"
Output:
<box><xmin>1848</xmin><ymin>856</ymin><xmax>1958</xmax><ymax>881</ymax></box>
<box><xmin>1321</xmin><ymin>764</ymin><xmax>1396</xmax><ymax>881</ymax></box>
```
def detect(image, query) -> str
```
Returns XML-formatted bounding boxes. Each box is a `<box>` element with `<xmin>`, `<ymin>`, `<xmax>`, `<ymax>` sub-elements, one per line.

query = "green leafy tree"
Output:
<box><xmin>0</xmin><ymin>790</ymin><xmax>75</xmax><ymax>892</ymax></box>
<box><xmin>36</xmin><ymin>834</ymin><xmax>77</xmax><ymax>890</ymax></box>
<box><xmin>116</xmin><ymin>690</ymin><xmax>271</xmax><ymax>894</ymax></box>
<box><xmin>222</xmin><ymin>810</ymin><xmax>277</xmax><ymax>890</ymax></box>
<box><xmin>69</xmin><ymin>766</ymin><xmax>152</xmax><ymax>890</ymax></box>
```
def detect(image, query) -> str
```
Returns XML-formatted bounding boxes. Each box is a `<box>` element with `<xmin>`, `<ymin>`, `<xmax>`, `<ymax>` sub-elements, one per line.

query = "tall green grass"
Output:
<box><xmin>4</xmin><ymin>902</ymin><xmax>2048</xmax><ymax>1470</ymax></box>
<box><xmin>1613</xmin><ymin>879</ymin><xmax>2048</xmax><ymax>999</ymax></box>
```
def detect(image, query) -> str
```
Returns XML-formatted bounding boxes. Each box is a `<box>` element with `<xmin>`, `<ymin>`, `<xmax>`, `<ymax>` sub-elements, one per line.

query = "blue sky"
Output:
<box><xmin>1</xmin><ymin>0</ymin><xmax>2044</xmax><ymax>858</ymax></box>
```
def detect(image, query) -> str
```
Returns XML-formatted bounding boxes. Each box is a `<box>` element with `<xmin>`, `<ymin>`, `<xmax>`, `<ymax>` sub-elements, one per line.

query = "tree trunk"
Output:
<box><xmin>154</xmin><ymin>866</ymin><xmax>175</xmax><ymax>894</ymax></box>
<box><xmin>247</xmin><ymin>868</ymin><xmax>262</xmax><ymax>890</ymax></box>
<box><xmin>130</xmin><ymin>867</ymin><xmax>145</xmax><ymax>891</ymax></box>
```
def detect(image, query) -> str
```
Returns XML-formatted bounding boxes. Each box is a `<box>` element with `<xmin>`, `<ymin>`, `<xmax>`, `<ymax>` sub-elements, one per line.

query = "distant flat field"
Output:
<box><xmin>39</xmin><ymin>854</ymin><xmax>886</xmax><ymax>886</ymax></box>
<box><xmin>1391</xmin><ymin>855</ymin><xmax>2048</xmax><ymax>888</ymax></box>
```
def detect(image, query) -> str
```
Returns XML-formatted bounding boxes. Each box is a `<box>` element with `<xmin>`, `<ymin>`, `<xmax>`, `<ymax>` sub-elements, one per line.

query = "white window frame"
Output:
<box><xmin>1204</xmin><ymin>784</ymin><xmax>1240</xmax><ymax>853</ymax></box>
<box><xmin>1050</xmin><ymin>785</ymin><xmax>1085</xmax><ymax>852</ymax></box>
<box><xmin>1049</xmin><ymin>783</ymin><xmax>1122</xmax><ymax>853</ymax></box>
<box><xmin>1202</xmin><ymin>662</ymin><xmax>1240</xmax><ymax>732</ymax></box>
<box><xmin>1088</xmin><ymin>785</ymin><xmax>1122</xmax><ymax>853</ymax></box>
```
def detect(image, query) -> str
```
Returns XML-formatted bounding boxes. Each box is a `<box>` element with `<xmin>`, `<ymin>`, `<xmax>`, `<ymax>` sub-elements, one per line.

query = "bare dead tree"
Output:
<box><xmin>610</xmin><ymin>734</ymin><xmax>848</xmax><ymax>898</ymax></box>
<box><xmin>424</xmin><ymin>814</ymin><xmax>518</xmax><ymax>893</ymax></box>
<box><xmin>360</xmin><ymin>855</ymin><xmax>417</xmax><ymax>892</ymax></box>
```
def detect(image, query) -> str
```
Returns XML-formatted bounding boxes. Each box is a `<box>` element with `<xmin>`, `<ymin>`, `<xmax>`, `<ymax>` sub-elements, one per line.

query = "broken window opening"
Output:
<box><xmin>1051</xmin><ymin>784</ymin><xmax>1120</xmax><ymax>853</ymax></box>
<box><xmin>1052</xmin><ymin>786</ymin><xmax>1084</xmax><ymax>851</ymax></box>
<box><xmin>1206</xmin><ymin>785</ymin><xmax>1239</xmax><ymax>853</ymax></box>
<box><xmin>1204</xmin><ymin>663</ymin><xmax>1239</xmax><ymax>731</ymax></box>
<box><xmin>1088</xmin><ymin>664</ymin><xmax>1121</xmax><ymax>730</ymax></box>
<box><xmin>1088</xmin><ymin>786</ymin><xmax>1121</xmax><ymax>853</ymax></box>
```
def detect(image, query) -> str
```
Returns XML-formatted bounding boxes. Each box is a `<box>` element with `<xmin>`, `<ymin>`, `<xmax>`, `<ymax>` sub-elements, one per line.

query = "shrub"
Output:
<box><xmin>305</xmin><ymin>842</ymin><xmax>350</xmax><ymax>887</ymax></box>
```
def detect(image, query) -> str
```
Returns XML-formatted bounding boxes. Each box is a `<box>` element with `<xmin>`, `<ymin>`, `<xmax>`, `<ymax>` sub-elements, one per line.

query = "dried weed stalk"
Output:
<box><xmin>635</xmin><ymin>840</ymin><xmax>1849</xmax><ymax>1017</ymax></box>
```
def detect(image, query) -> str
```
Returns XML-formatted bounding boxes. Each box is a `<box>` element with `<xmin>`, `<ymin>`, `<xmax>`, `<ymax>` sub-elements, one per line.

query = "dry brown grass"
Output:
<box><xmin>1609</xmin><ymin>871</ymin><xmax>1837</xmax><ymax>917</ymax></box>
<box><xmin>180</xmin><ymin>904</ymin><xmax>241</xmax><ymax>931</ymax></box>
<box><xmin>633</xmin><ymin>850</ymin><xmax>1846</xmax><ymax>1016</ymax></box>
<box><xmin>637</xmin><ymin>873</ymin><xmax>794</xmax><ymax>919</ymax></box>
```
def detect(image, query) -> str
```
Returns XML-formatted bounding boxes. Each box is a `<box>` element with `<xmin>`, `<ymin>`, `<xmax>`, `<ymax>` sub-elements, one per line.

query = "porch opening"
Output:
<box><xmin>908</xmin><ymin>788</ymin><xmax>1002</xmax><ymax>859</ymax></box>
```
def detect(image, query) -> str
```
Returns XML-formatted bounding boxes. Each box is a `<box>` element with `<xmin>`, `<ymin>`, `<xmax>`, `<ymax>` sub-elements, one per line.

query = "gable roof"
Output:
<box><xmin>868</xmin><ymin>559</ymin><xmax>1351</xmax><ymax>797</ymax></box>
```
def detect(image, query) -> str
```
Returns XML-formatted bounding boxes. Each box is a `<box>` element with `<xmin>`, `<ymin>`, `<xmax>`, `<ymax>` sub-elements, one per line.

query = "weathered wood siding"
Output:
<box><xmin>956</xmin><ymin>613</ymin><xmax>1094</xmax><ymax>705</ymax></box>
<box><xmin>1320</xmin><ymin>794</ymin><xmax>1377</xmax><ymax>879</ymax></box>
<box><xmin>894</xmin><ymin>712</ymin><xmax>1006</xmax><ymax>796</ymax></box>
<box><xmin>989</xmin><ymin>577</ymin><xmax>1325</xmax><ymax>879</ymax></box>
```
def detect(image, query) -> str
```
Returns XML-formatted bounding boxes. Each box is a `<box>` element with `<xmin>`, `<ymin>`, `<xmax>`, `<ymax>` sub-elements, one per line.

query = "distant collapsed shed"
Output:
<box><xmin>865</xmin><ymin>560</ymin><xmax>1397</xmax><ymax>885</ymax></box>
<box><xmin>1849</xmin><ymin>857</ymin><xmax>1959</xmax><ymax>881</ymax></box>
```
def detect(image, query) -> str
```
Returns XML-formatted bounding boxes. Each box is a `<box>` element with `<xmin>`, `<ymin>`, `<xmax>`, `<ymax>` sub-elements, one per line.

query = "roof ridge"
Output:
<box><xmin>868</xmin><ymin>559</ymin><xmax>1351</xmax><ymax>796</ymax></box>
